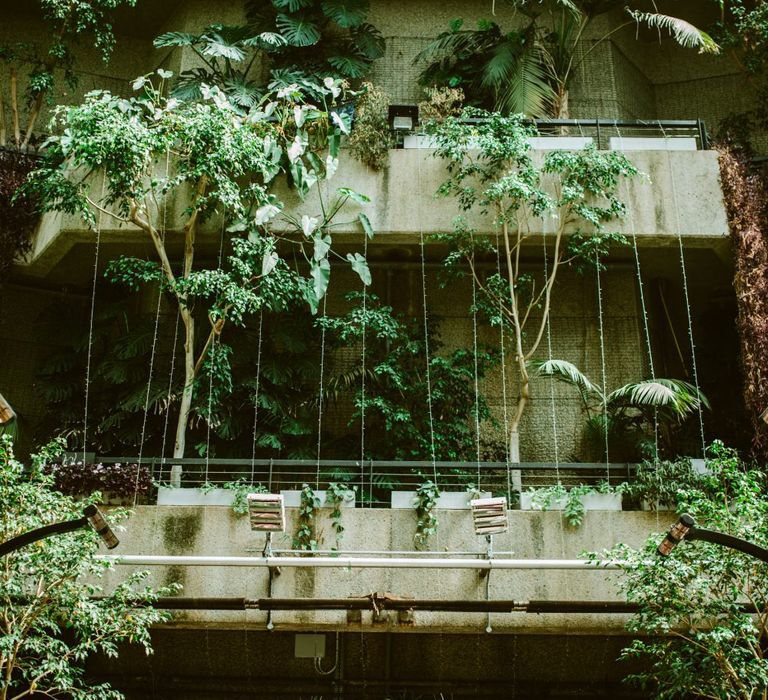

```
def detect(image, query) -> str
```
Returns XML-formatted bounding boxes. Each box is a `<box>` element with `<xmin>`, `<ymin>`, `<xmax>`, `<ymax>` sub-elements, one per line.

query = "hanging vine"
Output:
<box><xmin>717</xmin><ymin>145</ymin><xmax>768</xmax><ymax>456</ymax></box>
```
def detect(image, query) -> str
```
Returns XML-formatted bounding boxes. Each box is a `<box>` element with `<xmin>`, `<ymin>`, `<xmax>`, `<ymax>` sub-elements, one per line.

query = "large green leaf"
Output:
<box><xmin>321</xmin><ymin>0</ymin><xmax>369</xmax><ymax>28</ymax></box>
<box><xmin>272</xmin><ymin>0</ymin><xmax>314</xmax><ymax>10</ymax></box>
<box><xmin>276</xmin><ymin>12</ymin><xmax>321</xmax><ymax>46</ymax></box>
<box><xmin>351</xmin><ymin>23</ymin><xmax>385</xmax><ymax>59</ymax></box>
<box><xmin>310</xmin><ymin>257</ymin><xmax>331</xmax><ymax>300</ymax></box>
<box><xmin>153</xmin><ymin>32</ymin><xmax>197</xmax><ymax>48</ymax></box>
<box><xmin>607</xmin><ymin>378</ymin><xmax>709</xmax><ymax>416</ymax></box>
<box><xmin>347</xmin><ymin>252</ymin><xmax>371</xmax><ymax>285</ymax></box>
<box><xmin>327</xmin><ymin>55</ymin><xmax>370</xmax><ymax>78</ymax></box>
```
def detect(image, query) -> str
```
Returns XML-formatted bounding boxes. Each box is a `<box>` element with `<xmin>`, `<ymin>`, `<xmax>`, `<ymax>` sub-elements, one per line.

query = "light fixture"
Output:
<box><xmin>657</xmin><ymin>513</ymin><xmax>695</xmax><ymax>556</ymax></box>
<box><xmin>0</xmin><ymin>392</ymin><xmax>15</xmax><ymax>426</ymax></box>
<box><xmin>470</xmin><ymin>496</ymin><xmax>509</xmax><ymax>536</ymax></box>
<box><xmin>388</xmin><ymin>104</ymin><xmax>418</xmax><ymax>132</ymax></box>
<box><xmin>247</xmin><ymin>493</ymin><xmax>285</xmax><ymax>533</ymax></box>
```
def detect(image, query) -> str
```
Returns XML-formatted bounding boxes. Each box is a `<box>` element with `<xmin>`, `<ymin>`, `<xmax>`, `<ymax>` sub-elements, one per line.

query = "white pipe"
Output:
<box><xmin>97</xmin><ymin>555</ymin><xmax>626</xmax><ymax>570</ymax></box>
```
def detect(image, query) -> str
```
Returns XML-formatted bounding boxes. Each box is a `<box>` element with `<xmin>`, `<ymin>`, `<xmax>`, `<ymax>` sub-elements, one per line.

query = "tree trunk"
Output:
<box><xmin>508</xmin><ymin>375</ymin><xmax>529</xmax><ymax>496</ymax></box>
<box><xmin>555</xmin><ymin>87</ymin><xmax>569</xmax><ymax>120</ymax></box>
<box><xmin>171</xmin><ymin>309</ymin><xmax>195</xmax><ymax>486</ymax></box>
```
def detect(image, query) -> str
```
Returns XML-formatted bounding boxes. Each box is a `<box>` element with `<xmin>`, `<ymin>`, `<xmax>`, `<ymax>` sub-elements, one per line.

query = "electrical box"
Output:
<box><xmin>294</xmin><ymin>634</ymin><xmax>326</xmax><ymax>659</ymax></box>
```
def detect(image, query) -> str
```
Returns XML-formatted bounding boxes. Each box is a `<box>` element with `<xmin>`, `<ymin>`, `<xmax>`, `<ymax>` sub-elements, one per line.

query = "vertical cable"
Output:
<box><xmin>316</xmin><ymin>295</ymin><xmax>328</xmax><ymax>490</ymax></box>
<box><xmin>595</xmin><ymin>251</ymin><xmax>611</xmax><ymax>480</ymax></box>
<box><xmin>250</xmin><ymin>308</ymin><xmax>264</xmax><ymax>485</ymax></box>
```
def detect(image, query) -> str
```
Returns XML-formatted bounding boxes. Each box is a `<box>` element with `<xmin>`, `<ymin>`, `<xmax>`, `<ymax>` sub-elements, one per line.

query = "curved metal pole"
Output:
<box><xmin>658</xmin><ymin>513</ymin><xmax>768</xmax><ymax>564</ymax></box>
<box><xmin>0</xmin><ymin>505</ymin><xmax>119</xmax><ymax>557</ymax></box>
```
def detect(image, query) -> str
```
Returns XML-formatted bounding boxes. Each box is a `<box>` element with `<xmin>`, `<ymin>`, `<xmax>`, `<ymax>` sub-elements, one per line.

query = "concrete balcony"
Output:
<box><xmin>103</xmin><ymin>505</ymin><xmax>664</xmax><ymax>635</ymax></box>
<box><xmin>20</xmin><ymin>148</ymin><xmax>729</xmax><ymax>279</ymax></box>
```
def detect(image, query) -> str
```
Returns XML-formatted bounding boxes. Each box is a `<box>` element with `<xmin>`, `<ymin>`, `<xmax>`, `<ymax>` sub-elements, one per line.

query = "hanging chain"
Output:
<box><xmin>595</xmin><ymin>250</ymin><xmax>611</xmax><ymax>479</ymax></box>
<box><xmin>360</xmin><ymin>234</ymin><xmax>368</xmax><ymax>475</ymax></box>
<box><xmin>420</xmin><ymin>231</ymin><xmax>438</xmax><ymax>484</ymax></box>
<box><xmin>250</xmin><ymin>308</ymin><xmax>264</xmax><ymax>485</ymax></box>
<box><xmin>82</xmin><ymin>178</ymin><xmax>106</xmax><ymax>464</ymax></box>
<box><xmin>470</xmin><ymin>239</ymin><xmax>482</xmax><ymax>486</ymax></box>
<box><xmin>666</xmin><ymin>151</ymin><xmax>707</xmax><ymax>459</ymax></box>
<box><xmin>541</xmin><ymin>230</ymin><xmax>560</xmax><ymax>480</ymax></box>
<box><xmin>316</xmin><ymin>295</ymin><xmax>328</xmax><ymax>490</ymax></box>
<box><xmin>494</xmin><ymin>232</ymin><xmax>512</xmax><ymax>499</ymax></box>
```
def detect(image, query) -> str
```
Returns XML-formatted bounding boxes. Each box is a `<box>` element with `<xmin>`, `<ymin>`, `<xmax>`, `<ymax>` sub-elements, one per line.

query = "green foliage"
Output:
<box><xmin>526</xmin><ymin>481</ymin><xmax>624</xmax><ymax>527</ymax></box>
<box><xmin>624</xmin><ymin>457</ymin><xmax>702</xmax><ymax>510</ymax></box>
<box><xmin>415</xmin><ymin>2</ymin><xmax>717</xmax><ymax>117</ymax></box>
<box><xmin>347</xmin><ymin>82</ymin><xmax>392</xmax><ymax>171</ymax></box>
<box><xmin>155</xmin><ymin>1</ymin><xmax>383</xmax><ymax>108</ymax></box>
<box><xmin>26</xmin><ymin>72</ymin><xmax>372</xmax><ymax>459</ymax></box>
<box><xmin>324</xmin><ymin>481</ymin><xmax>355</xmax><ymax>550</ymax></box>
<box><xmin>0</xmin><ymin>435</ymin><xmax>177</xmax><ymax>699</ymax></box>
<box><xmin>293</xmin><ymin>483</ymin><xmax>321</xmax><ymax>550</ymax></box>
<box><xmin>0</xmin><ymin>0</ymin><xmax>137</xmax><ymax>149</ymax></box>
<box><xmin>592</xmin><ymin>441</ymin><xmax>768</xmax><ymax>699</ymax></box>
<box><xmin>531</xmin><ymin>359</ymin><xmax>709</xmax><ymax>461</ymax></box>
<box><xmin>321</xmin><ymin>292</ymin><xmax>498</xmax><ymax>462</ymax></box>
<box><xmin>429</xmin><ymin>109</ymin><xmax>636</xmax><ymax>460</ymax></box>
<box><xmin>413</xmin><ymin>479</ymin><xmax>440</xmax><ymax>547</ymax></box>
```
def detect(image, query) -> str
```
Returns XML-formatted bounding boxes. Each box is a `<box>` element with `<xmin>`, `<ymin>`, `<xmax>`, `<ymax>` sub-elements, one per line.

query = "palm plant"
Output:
<box><xmin>531</xmin><ymin>359</ymin><xmax>710</xmax><ymax>461</ymax></box>
<box><xmin>415</xmin><ymin>0</ymin><xmax>719</xmax><ymax>117</ymax></box>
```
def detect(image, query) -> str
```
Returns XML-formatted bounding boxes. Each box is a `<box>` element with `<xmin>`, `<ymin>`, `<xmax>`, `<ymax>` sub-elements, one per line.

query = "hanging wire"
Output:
<box><xmin>494</xmin><ymin>232</ymin><xmax>512</xmax><ymax>500</ymax></box>
<box><xmin>469</xmin><ymin>239</ymin><xmax>482</xmax><ymax>486</ymax></box>
<box><xmin>138</xmin><ymin>149</ymin><xmax>171</xmax><ymax>499</ymax></box>
<box><xmin>82</xmin><ymin>178</ymin><xmax>106</xmax><ymax>464</ymax></box>
<box><xmin>541</xmin><ymin>229</ymin><xmax>560</xmax><ymax>479</ymax></box>
<box><xmin>417</xmin><ymin>151</ymin><xmax>438</xmax><ymax>487</ymax></box>
<box><xmin>419</xmin><ymin>231</ymin><xmax>438</xmax><ymax>484</ymax></box>
<box><xmin>204</xmin><ymin>224</ymin><xmax>227</xmax><ymax>482</ymax></box>
<box><xmin>360</xmin><ymin>234</ymin><xmax>369</xmax><ymax>502</ymax></box>
<box><xmin>594</xmin><ymin>250</ymin><xmax>611</xmax><ymax>480</ymax></box>
<box><xmin>160</xmin><ymin>308</ymin><xmax>181</xmax><ymax>474</ymax></box>
<box><xmin>316</xmin><ymin>295</ymin><xmax>328</xmax><ymax>490</ymax></box>
<box><xmin>250</xmin><ymin>308</ymin><xmax>264</xmax><ymax>485</ymax></box>
<box><xmin>664</xmin><ymin>147</ymin><xmax>707</xmax><ymax>460</ymax></box>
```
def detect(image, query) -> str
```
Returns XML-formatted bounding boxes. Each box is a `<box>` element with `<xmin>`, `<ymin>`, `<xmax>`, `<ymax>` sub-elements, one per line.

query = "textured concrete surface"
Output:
<box><xmin>100</xmin><ymin>506</ymin><xmax>672</xmax><ymax>634</ymax></box>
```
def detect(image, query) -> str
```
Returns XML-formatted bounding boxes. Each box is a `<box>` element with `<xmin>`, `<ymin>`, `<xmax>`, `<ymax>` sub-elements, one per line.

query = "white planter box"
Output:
<box><xmin>527</xmin><ymin>136</ymin><xmax>593</xmax><ymax>150</ymax></box>
<box><xmin>402</xmin><ymin>134</ymin><xmax>593</xmax><ymax>150</ymax></box>
<box><xmin>157</xmin><ymin>487</ymin><xmax>234</xmax><ymax>506</ymax></box>
<box><xmin>280</xmin><ymin>490</ymin><xmax>356</xmax><ymax>508</ymax></box>
<box><xmin>609</xmin><ymin>136</ymin><xmax>697</xmax><ymax>151</ymax></box>
<box><xmin>690</xmin><ymin>458</ymin><xmax>711</xmax><ymax>475</ymax></box>
<box><xmin>390</xmin><ymin>490</ymin><xmax>491</xmax><ymax>509</ymax></box>
<box><xmin>519</xmin><ymin>492</ymin><xmax>623</xmax><ymax>511</ymax></box>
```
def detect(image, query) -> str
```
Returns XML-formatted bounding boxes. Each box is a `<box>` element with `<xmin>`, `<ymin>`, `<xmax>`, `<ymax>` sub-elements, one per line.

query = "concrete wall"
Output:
<box><xmin>103</xmin><ymin>505</ymin><xmax>669</xmax><ymax>635</ymax></box>
<box><xmin>22</xmin><ymin>148</ymin><xmax>730</xmax><ymax>278</ymax></box>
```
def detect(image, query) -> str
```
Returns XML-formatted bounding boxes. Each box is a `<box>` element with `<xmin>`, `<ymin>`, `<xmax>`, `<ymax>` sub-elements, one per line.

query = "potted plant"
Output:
<box><xmin>47</xmin><ymin>460</ymin><xmax>152</xmax><ymax>505</ymax></box>
<box><xmin>520</xmin><ymin>482</ymin><xmax>625</xmax><ymax>527</ymax></box>
<box><xmin>625</xmin><ymin>457</ymin><xmax>703</xmax><ymax>511</ymax></box>
<box><xmin>156</xmin><ymin>480</ymin><xmax>267</xmax><ymax>515</ymax></box>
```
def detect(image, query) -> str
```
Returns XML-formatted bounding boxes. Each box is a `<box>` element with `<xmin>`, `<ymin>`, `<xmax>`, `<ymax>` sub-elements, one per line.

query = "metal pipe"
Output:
<box><xmin>99</xmin><ymin>554</ymin><xmax>625</xmax><ymax>570</ymax></box>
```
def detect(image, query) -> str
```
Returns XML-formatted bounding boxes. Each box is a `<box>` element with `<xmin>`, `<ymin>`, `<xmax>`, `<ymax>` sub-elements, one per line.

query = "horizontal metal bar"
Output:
<box><xmin>99</xmin><ymin>555</ymin><xmax>624</xmax><ymax>570</ymax></box>
<box><xmin>98</xmin><ymin>456</ymin><xmax>636</xmax><ymax>471</ymax></box>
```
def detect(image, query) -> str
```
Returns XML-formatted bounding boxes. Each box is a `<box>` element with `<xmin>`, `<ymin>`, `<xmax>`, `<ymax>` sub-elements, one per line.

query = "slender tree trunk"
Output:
<box><xmin>555</xmin><ymin>88</ymin><xmax>569</xmax><ymax>119</ymax></box>
<box><xmin>171</xmin><ymin>309</ymin><xmax>195</xmax><ymax>485</ymax></box>
<box><xmin>9</xmin><ymin>67</ymin><xmax>19</xmax><ymax>148</ymax></box>
<box><xmin>0</xmin><ymin>70</ymin><xmax>6</xmax><ymax>148</ymax></box>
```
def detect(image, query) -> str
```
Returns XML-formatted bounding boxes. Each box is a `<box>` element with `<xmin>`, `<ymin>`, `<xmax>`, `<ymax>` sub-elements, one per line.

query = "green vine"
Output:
<box><xmin>325</xmin><ymin>482</ymin><xmax>356</xmax><ymax>551</ymax></box>
<box><xmin>293</xmin><ymin>483</ymin><xmax>321</xmax><ymax>551</ymax></box>
<box><xmin>527</xmin><ymin>482</ymin><xmax>625</xmax><ymax>527</ymax></box>
<box><xmin>413</xmin><ymin>480</ymin><xmax>440</xmax><ymax>547</ymax></box>
<box><xmin>199</xmin><ymin>480</ymin><xmax>267</xmax><ymax>517</ymax></box>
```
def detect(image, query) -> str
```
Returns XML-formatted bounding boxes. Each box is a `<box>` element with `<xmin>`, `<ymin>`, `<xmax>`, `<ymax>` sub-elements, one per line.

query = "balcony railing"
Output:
<box><xmin>98</xmin><ymin>456</ymin><xmax>635</xmax><ymax>505</ymax></box>
<box><xmin>392</xmin><ymin>118</ymin><xmax>709</xmax><ymax>151</ymax></box>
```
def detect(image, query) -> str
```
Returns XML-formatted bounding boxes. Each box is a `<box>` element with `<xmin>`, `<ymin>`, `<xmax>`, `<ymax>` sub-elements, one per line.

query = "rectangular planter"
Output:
<box><xmin>390</xmin><ymin>491</ymin><xmax>492</xmax><ymax>510</ymax></box>
<box><xmin>402</xmin><ymin>134</ymin><xmax>593</xmax><ymax>150</ymax></box>
<box><xmin>156</xmin><ymin>487</ymin><xmax>235</xmax><ymax>506</ymax></box>
<box><xmin>280</xmin><ymin>490</ymin><xmax>356</xmax><ymax>508</ymax></box>
<box><xmin>609</xmin><ymin>136</ymin><xmax>697</xmax><ymax>151</ymax></box>
<box><xmin>519</xmin><ymin>492</ymin><xmax>623</xmax><ymax>511</ymax></box>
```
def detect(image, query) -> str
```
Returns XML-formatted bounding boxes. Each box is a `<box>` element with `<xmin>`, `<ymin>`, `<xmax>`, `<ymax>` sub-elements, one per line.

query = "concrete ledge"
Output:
<box><xmin>102</xmin><ymin>506</ymin><xmax>667</xmax><ymax>634</ymax></box>
<box><xmin>20</xmin><ymin>149</ymin><xmax>729</xmax><ymax>278</ymax></box>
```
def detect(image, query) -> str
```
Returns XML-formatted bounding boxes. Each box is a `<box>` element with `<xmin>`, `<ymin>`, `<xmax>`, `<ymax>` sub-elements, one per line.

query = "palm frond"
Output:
<box><xmin>628</xmin><ymin>10</ymin><xmax>720</xmax><ymax>54</ymax></box>
<box><xmin>153</xmin><ymin>32</ymin><xmax>197</xmax><ymax>49</ymax></box>
<box><xmin>490</xmin><ymin>41</ymin><xmax>557</xmax><ymax>117</ymax></box>
<box><xmin>607</xmin><ymin>378</ymin><xmax>708</xmax><ymax>417</ymax></box>
<box><xmin>414</xmin><ymin>25</ymin><xmax>500</xmax><ymax>67</ymax></box>
<box><xmin>529</xmin><ymin>359</ymin><xmax>601</xmax><ymax>398</ymax></box>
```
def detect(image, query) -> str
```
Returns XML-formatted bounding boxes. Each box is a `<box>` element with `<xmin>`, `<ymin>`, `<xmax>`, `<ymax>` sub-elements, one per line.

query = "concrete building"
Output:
<box><xmin>0</xmin><ymin>0</ymin><xmax>754</xmax><ymax>697</ymax></box>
